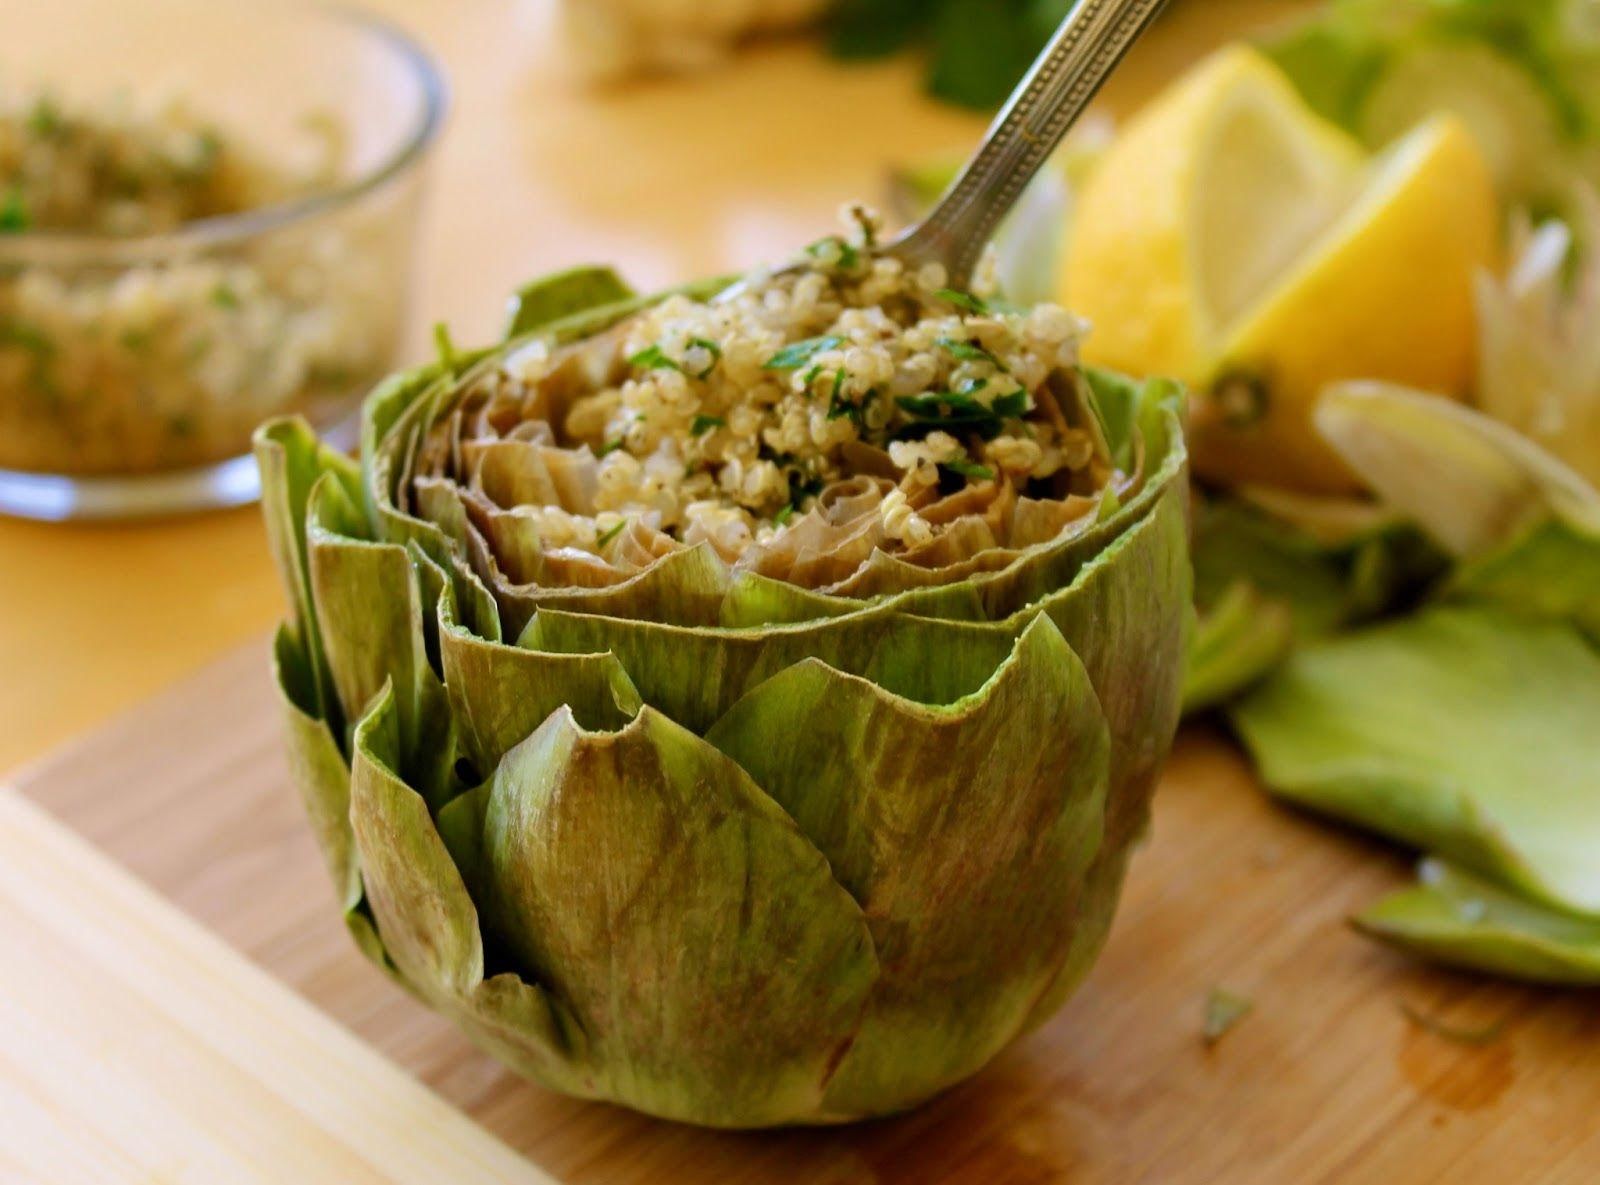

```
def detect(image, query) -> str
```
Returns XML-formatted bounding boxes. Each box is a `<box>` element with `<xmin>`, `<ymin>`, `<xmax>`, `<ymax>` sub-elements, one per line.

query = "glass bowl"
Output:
<box><xmin>0</xmin><ymin>0</ymin><xmax>444</xmax><ymax>520</ymax></box>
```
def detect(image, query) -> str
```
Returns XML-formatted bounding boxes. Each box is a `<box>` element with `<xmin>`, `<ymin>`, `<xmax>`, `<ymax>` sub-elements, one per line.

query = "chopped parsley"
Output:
<box><xmin>773</xmin><ymin>505</ymin><xmax>797</xmax><ymax>527</ymax></box>
<box><xmin>894</xmin><ymin>386</ymin><xmax>1029</xmax><ymax>441</ymax></box>
<box><xmin>763</xmin><ymin>334</ymin><xmax>846</xmax><ymax>371</ymax></box>
<box><xmin>596</xmin><ymin>520</ymin><xmax>628</xmax><ymax>549</ymax></box>
<box><xmin>628</xmin><ymin>344</ymin><xmax>682</xmax><ymax>373</ymax></box>
<box><xmin>939</xmin><ymin>457</ymin><xmax>995</xmax><ymax>482</ymax></box>
<box><xmin>690</xmin><ymin>414</ymin><xmax>726</xmax><ymax>437</ymax></box>
<box><xmin>687</xmin><ymin>337</ymin><xmax>722</xmax><ymax>379</ymax></box>
<box><xmin>210</xmin><ymin>282</ymin><xmax>241</xmax><ymax>311</ymax></box>
<box><xmin>937</xmin><ymin>336</ymin><xmax>1007</xmax><ymax>369</ymax></box>
<box><xmin>827</xmin><ymin>385</ymin><xmax>876</xmax><ymax>427</ymax></box>
<box><xmin>596</xmin><ymin>439</ymin><xmax>625</xmax><ymax>458</ymax></box>
<box><xmin>799</xmin><ymin>363</ymin><xmax>824</xmax><ymax>393</ymax></box>
<box><xmin>806</xmin><ymin>235</ymin><xmax>861</xmax><ymax>271</ymax></box>
<box><xmin>934</xmin><ymin>288</ymin><xmax>989</xmax><ymax>315</ymax></box>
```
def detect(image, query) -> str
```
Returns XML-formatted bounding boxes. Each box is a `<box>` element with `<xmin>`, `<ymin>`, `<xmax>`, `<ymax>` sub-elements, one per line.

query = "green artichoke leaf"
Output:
<box><xmin>348</xmin><ymin>684</ymin><xmax>587</xmax><ymax>1092</ymax></box>
<box><xmin>1356</xmin><ymin>859</ymin><xmax>1600</xmax><ymax>986</ymax></box>
<box><xmin>1183</xmin><ymin>581</ymin><xmax>1297</xmax><ymax>715</ymax></box>
<box><xmin>437</xmin><ymin>581</ymin><xmax>643</xmax><ymax>776</ymax></box>
<box><xmin>306</xmin><ymin>473</ymin><xmax>456</xmax><ymax>808</ymax></box>
<box><xmin>1452</xmin><ymin>516</ymin><xmax>1600</xmax><ymax>646</ymax></box>
<box><xmin>475</xmin><ymin>704</ymin><xmax>879</xmax><ymax>1128</ymax></box>
<box><xmin>1233</xmin><ymin>604</ymin><xmax>1600</xmax><ymax>916</ymax></box>
<box><xmin>705</xmin><ymin>616</ymin><xmax>1110</xmax><ymax>1116</ymax></box>
<box><xmin>492</xmin><ymin>544</ymin><xmax>738</xmax><ymax>636</ymax></box>
<box><xmin>504</xmin><ymin>265</ymin><xmax>636</xmax><ymax>341</ymax></box>
<box><xmin>273</xmin><ymin>625</ymin><xmax>359</xmax><ymax>914</ymax></box>
<box><xmin>254</xmin><ymin>417</ymin><xmax>362</xmax><ymax>728</ymax></box>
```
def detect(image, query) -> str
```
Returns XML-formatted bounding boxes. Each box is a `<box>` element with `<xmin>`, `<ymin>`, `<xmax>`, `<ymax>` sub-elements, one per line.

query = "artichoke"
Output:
<box><xmin>255</xmin><ymin>249</ymin><xmax>1190</xmax><ymax>1127</ymax></box>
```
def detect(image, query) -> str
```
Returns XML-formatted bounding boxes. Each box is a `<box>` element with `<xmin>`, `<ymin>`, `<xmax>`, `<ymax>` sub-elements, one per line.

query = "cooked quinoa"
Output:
<box><xmin>0</xmin><ymin>88</ymin><xmax>399</xmax><ymax>477</ymax></box>
<box><xmin>423</xmin><ymin>211</ymin><xmax>1125</xmax><ymax>590</ymax></box>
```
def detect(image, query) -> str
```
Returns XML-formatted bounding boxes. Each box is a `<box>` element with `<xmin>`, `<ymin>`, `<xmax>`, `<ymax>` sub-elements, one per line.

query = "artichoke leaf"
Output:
<box><xmin>1234</xmin><ymin>604</ymin><xmax>1600</xmax><ymax>916</ymax></box>
<box><xmin>705</xmin><ymin>616</ymin><xmax>1111</xmax><ymax>1116</ymax></box>
<box><xmin>1316</xmin><ymin>381</ymin><xmax>1600</xmax><ymax>558</ymax></box>
<box><xmin>254</xmin><ymin>417</ymin><xmax>362</xmax><ymax>728</ymax></box>
<box><xmin>476</xmin><ymin>705</ymin><xmax>879</xmax><ymax>1127</ymax></box>
<box><xmin>1451</xmin><ymin>516</ymin><xmax>1600</xmax><ymax>645</ymax></box>
<box><xmin>1356</xmin><ymin>859</ymin><xmax>1600</xmax><ymax>986</ymax></box>
<box><xmin>1183</xmin><ymin>581</ymin><xmax>1297</xmax><ymax>715</ymax></box>
<box><xmin>505</xmin><ymin>265</ymin><xmax>636</xmax><ymax>341</ymax></box>
<box><xmin>307</xmin><ymin>473</ymin><xmax>456</xmax><ymax>808</ymax></box>
<box><xmin>273</xmin><ymin>626</ymin><xmax>360</xmax><ymax>914</ymax></box>
<box><xmin>348</xmin><ymin>686</ymin><xmax>587</xmax><ymax>1092</ymax></box>
<box><xmin>438</xmin><ymin>581</ymin><xmax>643</xmax><ymax>776</ymax></box>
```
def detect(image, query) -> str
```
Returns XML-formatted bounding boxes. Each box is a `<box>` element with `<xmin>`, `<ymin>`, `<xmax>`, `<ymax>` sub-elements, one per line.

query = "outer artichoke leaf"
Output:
<box><xmin>1355</xmin><ymin>859</ymin><xmax>1600</xmax><ymax>986</ymax></box>
<box><xmin>519</xmin><ymin>603</ymin><xmax>1020</xmax><ymax>735</ymax></box>
<box><xmin>505</xmin><ymin>265</ymin><xmax>636</xmax><ymax>341</ymax></box>
<box><xmin>1184</xmin><ymin>581</ymin><xmax>1297</xmax><ymax>715</ymax></box>
<box><xmin>273</xmin><ymin>626</ymin><xmax>359</xmax><ymax>913</ymax></box>
<box><xmin>495</xmin><ymin>543</ymin><xmax>735</xmax><ymax>636</ymax></box>
<box><xmin>705</xmin><ymin>616</ymin><xmax>1111</xmax><ymax>1117</ymax></box>
<box><xmin>438</xmin><ymin>586</ymin><xmax>643</xmax><ymax>776</ymax></box>
<box><xmin>254</xmin><ymin>417</ymin><xmax>362</xmax><ymax>725</ymax></box>
<box><xmin>1233</xmin><ymin>605</ymin><xmax>1600</xmax><ymax>916</ymax></box>
<box><xmin>478</xmin><ymin>705</ymin><xmax>879</xmax><ymax>1127</ymax></box>
<box><xmin>1451</xmin><ymin>516</ymin><xmax>1600</xmax><ymax>645</ymax></box>
<box><xmin>307</xmin><ymin>475</ymin><xmax>456</xmax><ymax>808</ymax></box>
<box><xmin>717</xmin><ymin>569</ymin><xmax>898</xmax><ymax>628</ymax></box>
<box><xmin>349</xmin><ymin>686</ymin><xmax>583</xmax><ymax>1090</ymax></box>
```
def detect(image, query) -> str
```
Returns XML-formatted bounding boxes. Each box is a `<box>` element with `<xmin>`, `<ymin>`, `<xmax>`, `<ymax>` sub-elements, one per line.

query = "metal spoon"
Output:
<box><xmin>725</xmin><ymin>0</ymin><xmax>1169</xmax><ymax>300</ymax></box>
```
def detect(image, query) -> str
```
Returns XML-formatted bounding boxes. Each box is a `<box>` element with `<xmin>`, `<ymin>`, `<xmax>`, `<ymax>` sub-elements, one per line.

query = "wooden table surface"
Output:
<box><xmin>0</xmin><ymin>0</ymin><xmax>1297</xmax><ymax>776</ymax></box>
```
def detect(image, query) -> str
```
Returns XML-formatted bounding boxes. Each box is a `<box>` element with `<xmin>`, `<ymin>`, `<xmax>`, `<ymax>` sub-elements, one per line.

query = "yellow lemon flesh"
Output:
<box><xmin>1063</xmin><ymin>46</ymin><xmax>1500</xmax><ymax>496</ymax></box>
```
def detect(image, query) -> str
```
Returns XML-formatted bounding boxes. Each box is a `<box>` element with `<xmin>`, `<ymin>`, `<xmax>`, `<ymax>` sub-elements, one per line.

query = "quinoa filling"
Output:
<box><xmin>416</xmin><ymin>212</ymin><xmax>1133</xmax><ymax>593</ymax></box>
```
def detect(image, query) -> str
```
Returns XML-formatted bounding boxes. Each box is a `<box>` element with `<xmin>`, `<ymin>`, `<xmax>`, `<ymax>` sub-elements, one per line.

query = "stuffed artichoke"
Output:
<box><xmin>256</xmin><ymin>233</ymin><xmax>1191</xmax><ymax>1128</ymax></box>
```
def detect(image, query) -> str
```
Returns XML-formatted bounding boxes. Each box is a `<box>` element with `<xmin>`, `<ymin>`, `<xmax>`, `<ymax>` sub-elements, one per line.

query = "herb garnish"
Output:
<box><xmin>934</xmin><ymin>288</ymin><xmax>989</xmax><ymax>315</ymax></box>
<box><xmin>596</xmin><ymin>439</ymin><xmax>625</xmax><ymax>458</ymax></box>
<box><xmin>1203</xmin><ymin>988</ymin><xmax>1254</xmax><ymax>1045</ymax></box>
<box><xmin>828</xmin><ymin>385</ymin><xmax>876</xmax><ymax>427</ymax></box>
<box><xmin>596</xmin><ymin>520</ymin><xmax>628</xmax><ymax>549</ymax></box>
<box><xmin>894</xmin><ymin>387</ymin><xmax>1029</xmax><ymax>441</ymax></box>
<box><xmin>210</xmin><ymin>283</ymin><xmax>241</xmax><ymax>311</ymax></box>
<box><xmin>687</xmin><ymin>337</ymin><xmax>722</xmax><ymax>379</ymax></box>
<box><xmin>806</xmin><ymin>236</ymin><xmax>861</xmax><ymax>271</ymax></box>
<box><xmin>690</xmin><ymin>414</ymin><xmax>726</xmax><ymax>437</ymax></box>
<box><xmin>628</xmin><ymin>344</ymin><xmax>682</xmax><ymax>373</ymax></box>
<box><xmin>937</xmin><ymin>336</ymin><xmax>1007</xmax><ymax>369</ymax></box>
<box><xmin>939</xmin><ymin>457</ymin><xmax>995</xmax><ymax>482</ymax></box>
<box><xmin>799</xmin><ymin>363</ymin><xmax>824</xmax><ymax>394</ymax></box>
<box><xmin>763</xmin><ymin>335</ymin><xmax>846</xmax><ymax>371</ymax></box>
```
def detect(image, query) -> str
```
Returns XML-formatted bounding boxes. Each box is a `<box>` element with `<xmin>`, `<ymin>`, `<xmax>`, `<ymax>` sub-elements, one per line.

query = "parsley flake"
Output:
<box><xmin>596</xmin><ymin>520</ymin><xmax>627</xmax><ymax>549</ymax></box>
<box><xmin>939</xmin><ymin>457</ymin><xmax>995</xmax><ymax>482</ymax></box>
<box><xmin>937</xmin><ymin>336</ymin><xmax>1007</xmax><ymax>369</ymax></box>
<box><xmin>628</xmin><ymin>344</ymin><xmax>682</xmax><ymax>373</ymax></box>
<box><xmin>690</xmin><ymin>414</ymin><xmax>726</xmax><ymax>437</ymax></box>
<box><xmin>763</xmin><ymin>334</ymin><xmax>846</xmax><ymax>371</ymax></box>
<box><xmin>687</xmin><ymin>337</ymin><xmax>722</xmax><ymax>379</ymax></box>
<box><xmin>934</xmin><ymin>288</ymin><xmax>989</xmax><ymax>315</ymax></box>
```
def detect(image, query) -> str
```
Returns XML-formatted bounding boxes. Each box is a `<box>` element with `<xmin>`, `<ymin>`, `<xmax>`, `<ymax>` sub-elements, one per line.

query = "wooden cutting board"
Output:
<box><xmin>14</xmin><ymin>641</ymin><xmax>1600</xmax><ymax>1184</ymax></box>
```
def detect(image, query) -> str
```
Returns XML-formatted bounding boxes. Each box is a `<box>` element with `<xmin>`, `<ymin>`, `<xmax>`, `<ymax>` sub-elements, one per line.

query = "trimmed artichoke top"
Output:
<box><xmin>419</xmin><ymin>225</ymin><xmax>1129</xmax><ymax>595</ymax></box>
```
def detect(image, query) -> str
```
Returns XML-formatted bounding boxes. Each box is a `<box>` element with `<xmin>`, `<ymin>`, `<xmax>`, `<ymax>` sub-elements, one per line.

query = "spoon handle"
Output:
<box><xmin>890</xmin><ymin>0</ymin><xmax>1170</xmax><ymax>289</ymax></box>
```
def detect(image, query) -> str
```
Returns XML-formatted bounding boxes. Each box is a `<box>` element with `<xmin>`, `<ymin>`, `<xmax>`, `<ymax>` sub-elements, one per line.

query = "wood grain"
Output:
<box><xmin>0</xmin><ymin>785</ymin><xmax>555</xmax><ymax>1185</ymax></box>
<box><xmin>15</xmin><ymin>640</ymin><xmax>1600</xmax><ymax>1184</ymax></box>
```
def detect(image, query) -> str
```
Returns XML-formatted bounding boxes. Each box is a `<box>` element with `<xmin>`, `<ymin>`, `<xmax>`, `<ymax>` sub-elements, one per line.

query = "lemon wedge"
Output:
<box><xmin>1064</xmin><ymin>46</ymin><xmax>1500</xmax><ymax>495</ymax></box>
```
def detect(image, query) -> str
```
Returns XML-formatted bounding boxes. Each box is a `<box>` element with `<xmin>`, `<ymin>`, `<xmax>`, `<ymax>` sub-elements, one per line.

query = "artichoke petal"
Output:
<box><xmin>505</xmin><ymin>265</ymin><xmax>636</xmax><ymax>340</ymax></box>
<box><xmin>476</xmin><ymin>705</ymin><xmax>879</xmax><ymax>1127</ymax></box>
<box><xmin>1356</xmin><ymin>859</ymin><xmax>1600</xmax><ymax>986</ymax></box>
<box><xmin>349</xmin><ymin>685</ymin><xmax>585</xmax><ymax>1091</ymax></box>
<box><xmin>1184</xmin><ymin>581</ymin><xmax>1297</xmax><ymax>715</ymax></box>
<box><xmin>1234</xmin><ymin>605</ymin><xmax>1600</xmax><ymax>916</ymax></box>
<box><xmin>307</xmin><ymin>474</ymin><xmax>456</xmax><ymax>806</ymax></box>
<box><xmin>706</xmin><ymin>615</ymin><xmax>1111</xmax><ymax>1116</ymax></box>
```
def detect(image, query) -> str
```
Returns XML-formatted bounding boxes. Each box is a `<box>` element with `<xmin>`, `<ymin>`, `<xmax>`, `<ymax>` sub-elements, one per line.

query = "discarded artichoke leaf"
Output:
<box><xmin>1234</xmin><ymin>604</ymin><xmax>1600</xmax><ymax>916</ymax></box>
<box><xmin>1203</xmin><ymin>988</ymin><xmax>1253</xmax><ymax>1045</ymax></box>
<box><xmin>1316</xmin><ymin>381</ymin><xmax>1600</xmax><ymax>558</ymax></box>
<box><xmin>1451</xmin><ymin>516</ymin><xmax>1600</xmax><ymax>645</ymax></box>
<box><xmin>1357</xmin><ymin>860</ymin><xmax>1600</xmax><ymax>986</ymax></box>
<box><xmin>1184</xmin><ymin>581</ymin><xmax>1296</xmax><ymax>714</ymax></box>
